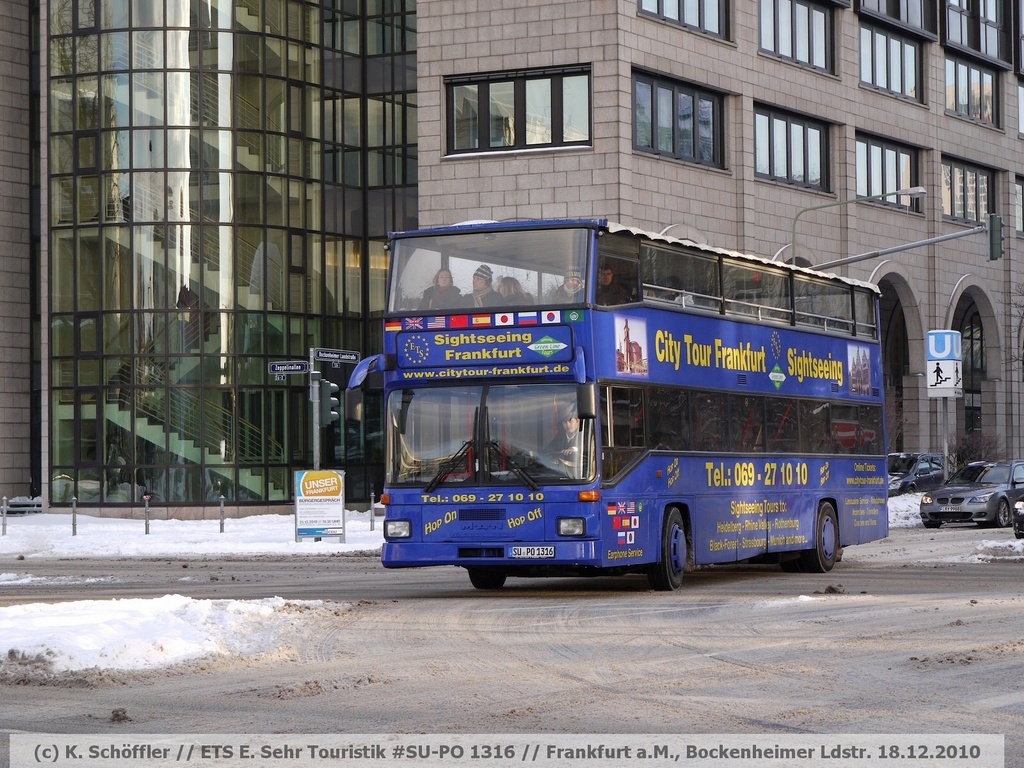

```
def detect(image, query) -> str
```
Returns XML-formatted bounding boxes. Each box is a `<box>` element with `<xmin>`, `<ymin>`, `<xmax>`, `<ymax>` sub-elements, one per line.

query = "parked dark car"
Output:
<box><xmin>1014</xmin><ymin>500</ymin><xmax>1024</xmax><ymax>540</ymax></box>
<box><xmin>919</xmin><ymin>460</ymin><xmax>1024</xmax><ymax>529</ymax></box>
<box><xmin>888</xmin><ymin>452</ymin><xmax>945</xmax><ymax>496</ymax></box>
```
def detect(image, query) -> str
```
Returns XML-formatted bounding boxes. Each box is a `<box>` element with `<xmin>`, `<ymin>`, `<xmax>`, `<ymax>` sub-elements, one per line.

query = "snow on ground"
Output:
<box><xmin>0</xmin><ymin>498</ymin><xmax>1021</xmax><ymax>673</ymax></box>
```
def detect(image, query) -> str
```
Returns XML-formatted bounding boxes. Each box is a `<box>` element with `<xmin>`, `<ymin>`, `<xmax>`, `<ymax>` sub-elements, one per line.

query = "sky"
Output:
<box><xmin>1</xmin><ymin>496</ymin><xmax>1022</xmax><ymax>674</ymax></box>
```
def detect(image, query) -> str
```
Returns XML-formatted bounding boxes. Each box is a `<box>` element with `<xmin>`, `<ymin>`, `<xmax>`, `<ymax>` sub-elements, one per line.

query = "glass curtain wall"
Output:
<box><xmin>47</xmin><ymin>0</ymin><xmax>413</xmax><ymax>507</ymax></box>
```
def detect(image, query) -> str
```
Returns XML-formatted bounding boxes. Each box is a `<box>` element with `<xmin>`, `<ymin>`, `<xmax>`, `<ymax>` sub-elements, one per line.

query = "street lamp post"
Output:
<box><xmin>774</xmin><ymin>186</ymin><xmax>927</xmax><ymax>262</ymax></box>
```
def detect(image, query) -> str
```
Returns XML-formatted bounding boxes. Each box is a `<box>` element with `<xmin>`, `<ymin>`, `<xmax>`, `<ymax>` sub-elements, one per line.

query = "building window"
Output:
<box><xmin>633</xmin><ymin>73</ymin><xmax>724</xmax><ymax>167</ymax></box>
<box><xmin>446</xmin><ymin>67</ymin><xmax>591</xmax><ymax>154</ymax></box>
<box><xmin>856</xmin><ymin>136</ymin><xmax>921</xmax><ymax>211</ymax></box>
<box><xmin>860</xmin><ymin>25</ymin><xmax>921</xmax><ymax>100</ymax></box>
<box><xmin>945</xmin><ymin>57</ymin><xmax>996</xmax><ymax>125</ymax></box>
<box><xmin>639</xmin><ymin>0</ymin><xmax>725</xmax><ymax>37</ymax></box>
<box><xmin>1018</xmin><ymin>82</ymin><xmax>1024</xmax><ymax>132</ymax></box>
<box><xmin>754</xmin><ymin>106</ymin><xmax>828</xmax><ymax>190</ymax></box>
<box><xmin>946</xmin><ymin>0</ymin><xmax>1009</xmax><ymax>62</ymax></box>
<box><xmin>858</xmin><ymin>0</ymin><xmax>936</xmax><ymax>33</ymax></box>
<box><xmin>941</xmin><ymin>158</ymin><xmax>994</xmax><ymax>222</ymax></box>
<box><xmin>759</xmin><ymin>0</ymin><xmax>832</xmax><ymax>71</ymax></box>
<box><xmin>960</xmin><ymin>309</ymin><xmax>984</xmax><ymax>432</ymax></box>
<box><xmin>1015</xmin><ymin>178</ymin><xmax>1023</xmax><ymax>233</ymax></box>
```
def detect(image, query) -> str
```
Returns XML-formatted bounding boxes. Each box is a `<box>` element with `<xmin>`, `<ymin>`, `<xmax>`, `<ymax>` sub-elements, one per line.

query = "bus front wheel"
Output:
<box><xmin>467</xmin><ymin>568</ymin><xmax>507</xmax><ymax>590</ymax></box>
<box><xmin>648</xmin><ymin>508</ymin><xmax>686</xmax><ymax>591</ymax></box>
<box><xmin>796</xmin><ymin>502</ymin><xmax>839</xmax><ymax>573</ymax></box>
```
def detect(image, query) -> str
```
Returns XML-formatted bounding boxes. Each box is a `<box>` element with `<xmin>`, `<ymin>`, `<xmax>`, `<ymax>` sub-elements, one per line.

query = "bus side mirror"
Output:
<box><xmin>576</xmin><ymin>382</ymin><xmax>597</xmax><ymax>419</ymax></box>
<box><xmin>344</xmin><ymin>388</ymin><xmax>364</xmax><ymax>422</ymax></box>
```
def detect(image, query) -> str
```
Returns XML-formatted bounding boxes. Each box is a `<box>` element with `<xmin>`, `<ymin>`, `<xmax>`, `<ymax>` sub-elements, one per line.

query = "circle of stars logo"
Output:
<box><xmin>403</xmin><ymin>335</ymin><xmax>430</xmax><ymax>363</ymax></box>
<box><xmin>771</xmin><ymin>330</ymin><xmax>782</xmax><ymax>361</ymax></box>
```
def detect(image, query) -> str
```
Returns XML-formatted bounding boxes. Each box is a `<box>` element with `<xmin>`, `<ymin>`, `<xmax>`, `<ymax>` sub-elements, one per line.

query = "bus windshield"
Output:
<box><xmin>388</xmin><ymin>226</ymin><xmax>591</xmax><ymax>312</ymax></box>
<box><xmin>386</xmin><ymin>383</ymin><xmax>596</xmax><ymax>486</ymax></box>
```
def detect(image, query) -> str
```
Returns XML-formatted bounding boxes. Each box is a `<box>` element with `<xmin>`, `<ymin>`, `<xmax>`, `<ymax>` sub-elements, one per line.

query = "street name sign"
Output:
<box><xmin>314</xmin><ymin>348</ymin><xmax>361</xmax><ymax>363</ymax></box>
<box><xmin>268</xmin><ymin>360</ymin><xmax>310</xmax><ymax>374</ymax></box>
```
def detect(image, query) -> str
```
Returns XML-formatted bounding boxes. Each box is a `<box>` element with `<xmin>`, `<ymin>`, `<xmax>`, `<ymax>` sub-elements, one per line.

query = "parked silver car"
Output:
<box><xmin>919</xmin><ymin>461</ymin><xmax>1024</xmax><ymax>529</ymax></box>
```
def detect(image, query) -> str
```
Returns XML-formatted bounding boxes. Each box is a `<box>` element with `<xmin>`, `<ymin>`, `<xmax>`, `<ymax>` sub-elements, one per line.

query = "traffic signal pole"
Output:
<box><xmin>814</xmin><ymin>220</ymin><xmax>992</xmax><ymax>270</ymax></box>
<box><xmin>307</xmin><ymin>348</ymin><xmax>319</xmax><ymax>468</ymax></box>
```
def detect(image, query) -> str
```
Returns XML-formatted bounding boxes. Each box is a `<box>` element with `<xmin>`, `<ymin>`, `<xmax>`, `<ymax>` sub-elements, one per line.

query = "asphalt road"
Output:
<box><xmin>2</xmin><ymin>525</ymin><xmax>1023</xmax><ymax>767</ymax></box>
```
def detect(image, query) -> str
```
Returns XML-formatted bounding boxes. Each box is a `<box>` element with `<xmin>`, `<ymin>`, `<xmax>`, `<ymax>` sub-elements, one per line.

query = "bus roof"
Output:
<box><xmin>388</xmin><ymin>218</ymin><xmax>882</xmax><ymax>295</ymax></box>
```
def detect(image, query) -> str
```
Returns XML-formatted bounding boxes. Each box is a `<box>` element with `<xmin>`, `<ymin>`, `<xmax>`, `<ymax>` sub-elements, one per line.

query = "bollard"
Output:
<box><xmin>219</xmin><ymin>495</ymin><xmax>225</xmax><ymax>533</ymax></box>
<box><xmin>2</xmin><ymin>496</ymin><xmax>6</xmax><ymax>537</ymax></box>
<box><xmin>72</xmin><ymin>496</ymin><xmax>78</xmax><ymax>536</ymax></box>
<box><xmin>144</xmin><ymin>494</ymin><xmax>151</xmax><ymax>534</ymax></box>
<box><xmin>370</xmin><ymin>491</ymin><xmax>375</xmax><ymax>531</ymax></box>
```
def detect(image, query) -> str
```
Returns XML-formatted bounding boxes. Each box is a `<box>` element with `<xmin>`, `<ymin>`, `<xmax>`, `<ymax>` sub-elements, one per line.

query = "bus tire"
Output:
<box><xmin>467</xmin><ymin>568</ymin><xmax>506</xmax><ymax>590</ymax></box>
<box><xmin>647</xmin><ymin>508</ymin><xmax>686</xmax><ymax>591</ymax></box>
<box><xmin>797</xmin><ymin>502</ymin><xmax>839</xmax><ymax>573</ymax></box>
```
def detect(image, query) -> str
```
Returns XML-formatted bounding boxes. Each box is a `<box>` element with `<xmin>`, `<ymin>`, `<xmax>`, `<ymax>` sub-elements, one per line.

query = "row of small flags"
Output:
<box><xmin>386</xmin><ymin>310</ymin><xmax>567</xmax><ymax>332</ymax></box>
<box><xmin>608</xmin><ymin>501</ymin><xmax>640</xmax><ymax>546</ymax></box>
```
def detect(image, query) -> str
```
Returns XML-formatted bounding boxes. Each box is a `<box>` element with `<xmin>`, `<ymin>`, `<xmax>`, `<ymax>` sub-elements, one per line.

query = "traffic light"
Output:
<box><xmin>988</xmin><ymin>213</ymin><xmax>1004</xmax><ymax>261</ymax></box>
<box><xmin>320</xmin><ymin>379</ymin><xmax>341</xmax><ymax>426</ymax></box>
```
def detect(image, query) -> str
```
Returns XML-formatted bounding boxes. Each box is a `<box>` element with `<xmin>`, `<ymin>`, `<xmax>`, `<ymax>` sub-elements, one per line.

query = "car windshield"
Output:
<box><xmin>888</xmin><ymin>455</ymin><xmax>916</xmax><ymax>475</ymax></box>
<box><xmin>947</xmin><ymin>463</ymin><xmax>1007</xmax><ymax>485</ymax></box>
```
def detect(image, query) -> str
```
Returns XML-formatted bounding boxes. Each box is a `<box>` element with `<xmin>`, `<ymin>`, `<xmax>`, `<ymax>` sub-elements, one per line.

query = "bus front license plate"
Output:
<box><xmin>510</xmin><ymin>546</ymin><xmax>555</xmax><ymax>559</ymax></box>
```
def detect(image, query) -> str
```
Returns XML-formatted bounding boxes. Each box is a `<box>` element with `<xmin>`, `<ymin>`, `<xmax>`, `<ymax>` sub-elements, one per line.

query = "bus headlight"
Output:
<box><xmin>384</xmin><ymin>520</ymin><xmax>412</xmax><ymax>538</ymax></box>
<box><xmin>558</xmin><ymin>517</ymin><xmax>586</xmax><ymax>536</ymax></box>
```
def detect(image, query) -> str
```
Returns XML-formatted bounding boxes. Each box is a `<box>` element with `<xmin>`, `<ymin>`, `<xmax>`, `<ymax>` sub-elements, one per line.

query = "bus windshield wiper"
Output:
<box><xmin>425</xmin><ymin>440</ymin><xmax>473</xmax><ymax>494</ymax></box>
<box><xmin>488</xmin><ymin>440</ymin><xmax>540</xmax><ymax>490</ymax></box>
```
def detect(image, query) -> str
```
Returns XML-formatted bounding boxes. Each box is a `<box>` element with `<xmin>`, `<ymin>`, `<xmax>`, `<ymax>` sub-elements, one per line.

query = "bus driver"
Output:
<box><xmin>544</xmin><ymin>401</ymin><xmax>582</xmax><ymax>474</ymax></box>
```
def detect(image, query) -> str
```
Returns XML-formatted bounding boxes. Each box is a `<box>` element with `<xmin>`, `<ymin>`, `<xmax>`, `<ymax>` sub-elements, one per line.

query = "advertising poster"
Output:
<box><xmin>294</xmin><ymin>469</ymin><xmax>346</xmax><ymax>541</ymax></box>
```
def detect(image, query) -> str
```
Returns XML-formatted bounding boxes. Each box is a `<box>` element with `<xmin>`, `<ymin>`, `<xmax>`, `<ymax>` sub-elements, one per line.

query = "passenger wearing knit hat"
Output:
<box><xmin>545</xmin><ymin>264</ymin><xmax>586</xmax><ymax>304</ymax></box>
<box><xmin>471</xmin><ymin>264</ymin><xmax>501</xmax><ymax>307</ymax></box>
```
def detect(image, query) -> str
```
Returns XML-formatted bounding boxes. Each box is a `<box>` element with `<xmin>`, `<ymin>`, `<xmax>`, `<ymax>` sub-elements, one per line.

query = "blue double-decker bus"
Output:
<box><xmin>347</xmin><ymin>219</ymin><xmax>888</xmax><ymax>590</ymax></box>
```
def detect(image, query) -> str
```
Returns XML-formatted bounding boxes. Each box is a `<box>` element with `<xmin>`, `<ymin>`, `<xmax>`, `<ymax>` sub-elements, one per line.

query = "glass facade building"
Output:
<box><xmin>45</xmin><ymin>0</ymin><xmax>415</xmax><ymax>508</ymax></box>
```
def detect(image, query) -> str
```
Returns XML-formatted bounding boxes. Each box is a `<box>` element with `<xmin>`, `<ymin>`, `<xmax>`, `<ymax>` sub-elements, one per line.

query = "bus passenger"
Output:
<box><xmin>497</xmin><ymin>276</ymin><xmax>533</xmax><ymax>305</ymax></box>
<box><xmin>545</xmin><ymin>267</ymin><xmax>584</xmax><ymax>304</ymax></box>
<box><xmin>418</xmin><ymin>268</ymin><xmax>464</xmax><ymax>310</ymax></box>
<box><xmin>596</xmin><ymin>261</ymin><xmax>632</xmax><ymax>305</ymax></box>
<box><xmin>471</xmin><ymin>264</ymin><xmax>503</xmax><ymax>307</ymax></box>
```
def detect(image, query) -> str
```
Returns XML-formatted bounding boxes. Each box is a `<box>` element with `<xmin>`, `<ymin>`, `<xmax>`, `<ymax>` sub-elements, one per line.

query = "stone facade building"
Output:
<box><xmin>1</xmin><ymin>0</ymin><xmax>1020</xmax><ymax>512</ymax></box>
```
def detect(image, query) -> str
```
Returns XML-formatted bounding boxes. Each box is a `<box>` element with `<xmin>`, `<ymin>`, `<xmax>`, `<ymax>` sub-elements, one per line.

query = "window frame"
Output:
<box><xmin>945</xmin><ymin>56</ymin><xmax>998</xmax><ymax>125</ymax></box>
<box><xmin>945</xmin><ymin>0</ymin><xmax>1010</xmax><ymax>64</ymax></box>
<box><xmin>754</xmin><ymin>105</ymin><xmax>830</xmax><ymax>191</ymax></box>
<box><xmin>638</xmin><ymin>0</ymin><xmax>728</xmax><ymax>38</ymax></box>
<box><xmin>855</xmin><ymin>134</ymin><xmax>922</xmax><ymax>212</ymax></box>
<box><xmin>759</xmin><ymin>0</ymin><xmax>834</xmax><ymax>72</ymax></box>
<box><xmin>941</xmin><ymin>157</ymin><xmax>996</xmax><ymax>223</ymax></box>
<box><xmin>859</xmin><ymin>23</ymin><xmax>922</xmax><ymax>101</ymax></box>
<box><xmin>633</xmin><ymin>71</ymin><xmax>725</xmax><ymax>168</ymax></box>
<box><xmin>445</xmin><ymin>66</ymin><xmax>592</xmax><ymax>155</ymax></box>
<box><xmin>857</xmin><ymin>0</ymin><xmax>937</xmax><ymax>36</ymax></box>
<box><xmin>1014</xmin><ymin>177</ymin><xmax>1023</xmax><ymax>234</ymax></box>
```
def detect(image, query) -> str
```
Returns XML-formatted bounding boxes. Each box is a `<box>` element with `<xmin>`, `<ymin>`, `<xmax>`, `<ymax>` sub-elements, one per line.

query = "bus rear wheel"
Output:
<box><xmin>796</xmin><ymin>502</ymin><xmax>839</xmax><ymax>573</ymax></box>
<box><xmin>467</xmin><ymin>568</ymin><xmax>507</xmax><ymax>590</ymax></box>
<box><xmin>647</xmin><ymin>508</ymin><xmax>686</xmax><ymax>591</ymax></box>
